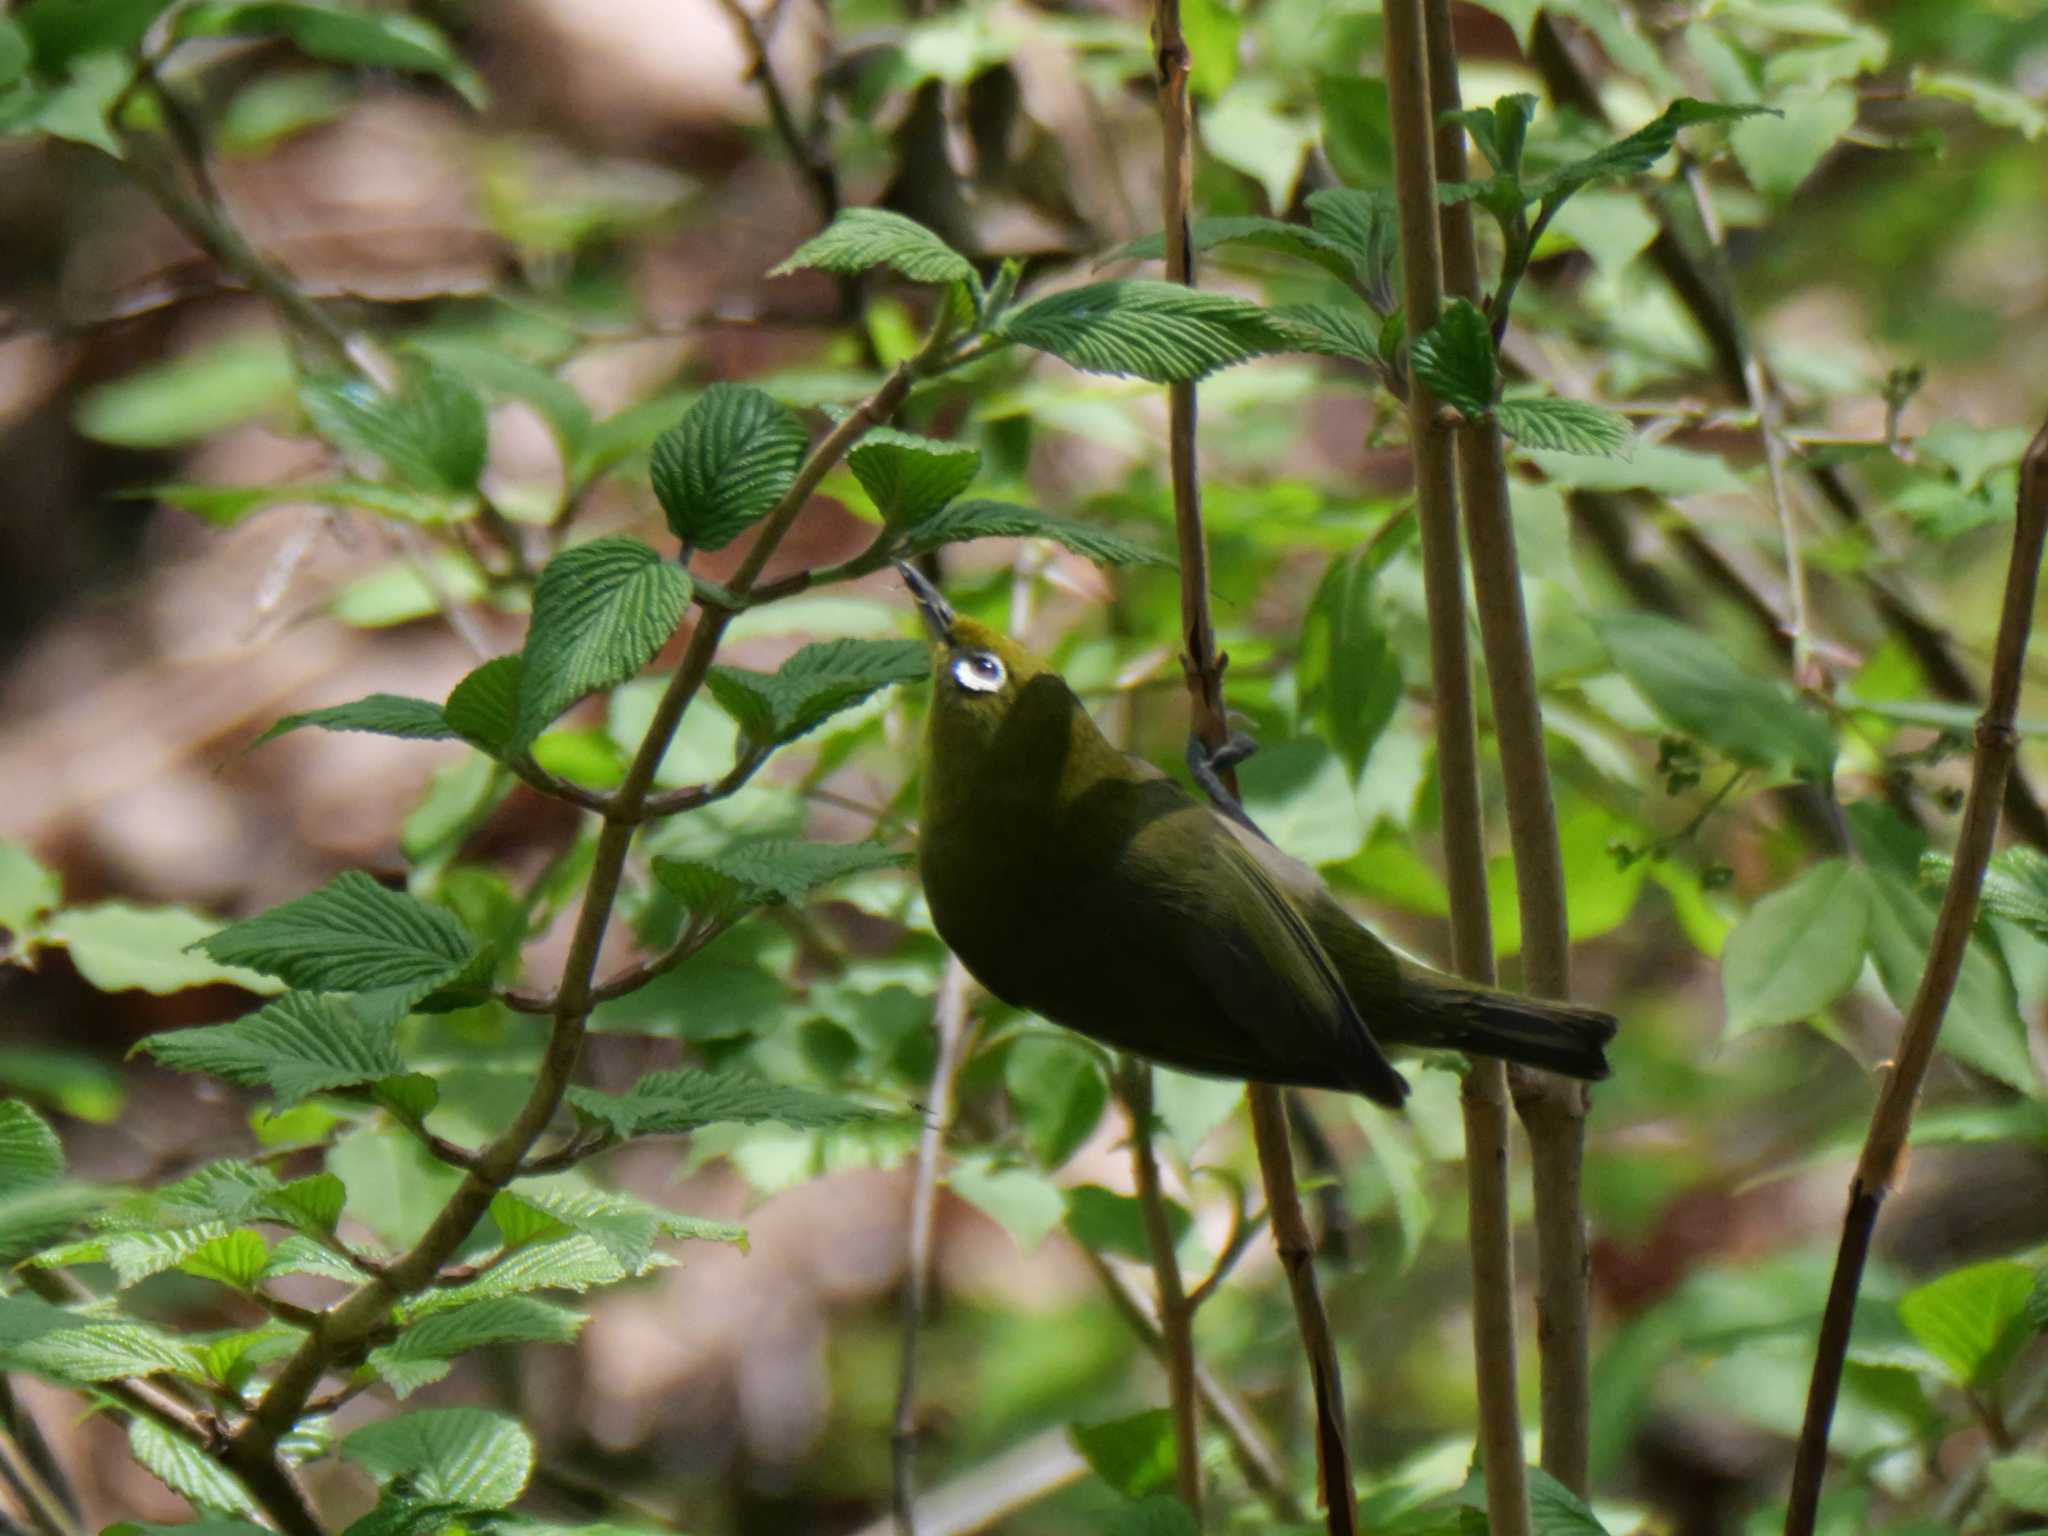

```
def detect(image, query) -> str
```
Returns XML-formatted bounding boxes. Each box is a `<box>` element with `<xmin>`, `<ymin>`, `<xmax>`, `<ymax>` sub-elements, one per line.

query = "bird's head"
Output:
<box><xmin>896</xmin><ymin>561</ymin><xmax>1078</xmax><ymax>772</ymax></box>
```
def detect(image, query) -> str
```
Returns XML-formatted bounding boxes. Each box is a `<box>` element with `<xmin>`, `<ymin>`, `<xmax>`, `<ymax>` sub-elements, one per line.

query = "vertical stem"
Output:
<box><xmin>1384</xmin><ymin>3</ymin><xmax>1533</xmax><ymax>1532</ymax></box>
<box><xmin>1119</xmin><ymin>1062</ymin><xmax>1203</xmax><ymax>1519</ymax></box>
<box><xmin>1152</xmin><ymin>0</ymin><xmax>1356</xmax><ymax>1528</ymax></box>
<box><xmin>895</xmin><ymin>960</ymin><xmax>975</xmax><ymax>1536</ymax></box>
<box><xmin>1422</xmin><ymin>2</ymin><xmax>1591</xmax><ymax>1495</ymax></box>
<box><xmin>1786</xmin><ymin>416</ymin><xmax>2048</xmax><ymax>1535</ymax></box>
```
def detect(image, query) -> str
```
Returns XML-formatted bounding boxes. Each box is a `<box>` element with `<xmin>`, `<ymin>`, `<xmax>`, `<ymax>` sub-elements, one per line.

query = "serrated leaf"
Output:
<box><xmin>1105</xmin><ymin>1497</ymin><xmax>1199</xmax><ymax>1536</ymax></box>
<box><xmin>262</xmin><ymin>1172</ymin><xmax>346</xmax><ymax>1233</ymax></box>
<box><xmin>340</xmin><ymin>1498</ymin><xmax>495</xmax><ymax>1536</ymax></box>
<box><xmin>491</xmin><ymin>1188</ymin><xmax>654</xmax><ymax>1268</ymax></box>
<box><xmin>138</xmin><ymin>992</ymin><xmax>408</xmax><ymax>1107</ymax></box>
<box><xmin>848</xmin><ymin>428</ymin><xmax>981</xmax><ymax>523</ymax></box>
<box><xmin>704</xmin><ymin>638</ymin><xmax>929</xmax><ymax>746</ymax></box>
<box><xmin>1445</xmin><ymin>92</ymin><xmax>1539</xmax><ymax>175</ymax></box>
<box><xmin>38</xmin><ymin>904</ymin><xmax>283</xmax><ymax>996</ymax></box>
<box><xmin>444</xmin><ymin>655</ymin><xmax>523</xmax><ymax>756</ymax></box>
<box><xmin>300</xmin><ymin>363</ymin><xmax>488</xmax><ymax>495</ymax></box>
<box><xmin>1495</xmin><ymin>398</ymin><xmax>1633</xmax><ymax>458</ymax></box>
<box><xmin>516</xmin><ymin>537</ymin><xmax>690</xmax><ymax>748</ymax></box>
<box><xmin>1305</xmin><ymin>187</ymin><xmax>1399</xmax><ymax>298</ymax></box>
<box><xmin>343</xmin><ymin>1407</ymin><xmax>535</xmax><ymax>1508</ymax></box>
<box><xmin>1005</xmin><ymin>1037</ymin><xmax>1107</xmax><ymax>1170</ymax></box>
<box><xmin>893</xmin><ymin>499</ymin><xmax>1171</xmax><ymax>568</ymax></box>
<box><xmin>197</xmin><ymin>874</ymin><xmax>488</xmax><ymax>1029</ymax></box>
<box><xmin>1722</xmin><ymin>859</ymin><xmax>1868</xmax><ymax>1035</ymax></box>
<box><xmin>1410</xmin><ymin>298</ymin><xmax>1496</xmax><ymax>416</ymax></box>
<box><xmin>178</xmin><ymin>1230</ymin><xmax>270</xmax><ymax>1291</ymax></box>
<box><xmin>370</xmin><ymin>1297</ymin><xmax>584</xmax><ymax>1398</ymax></box>
<box><xmin>174</xmin><ymin>2</ymin><xmax>486</xmax><ymax>108</ymax></box>
<box><xmin>1593</xmin><ymin>612</ymin><xmax>1836</xmax><ymax>779</ymax></box>
<box><xmin>1071</xmin><ymin>1408</ymin><xmax>1176</xmax><ymax>1499</ymax></box>
<box><xmin>6</xmin><ymin>1318</ymin><xmax>199</xmax><ymax>1384</ymax></box>
<box><xmin>1863</xmin><ymin>865</ymin><xmax>2034</xmax><ymax>1091</ymax></box>
<box><xmin>194</xmin><ymin>1323</ymin><xmax>303</xmax><ymax>1392</ymax></box>
<box><xmin>100</xmin><ymin>1225</ymin><xmax>233</xmax><ymax>1286</ymax></box>
<box><xmin>1273</xmin><ymin>301</ymin><xmax>1383</xmax><ymax>365</ymax></box>
<box><xmin>261</xmin><ymin>1233</ymin><xmax>371</xmax><ymax>1283</ymax></box>
<box><xmin>1106</xmin><ymin>216</ymin><xmax>1359</xmax><ymax>284</ymax></box>
<box><xmin>410</xmin><ymin>339</ymin><xmax>592</xmax><ymax>462</ymax></box>
<box><xmin>1300</xmin><ymin>549</ymin><xmax>1401</xmax><ymax>779</ymax></box>
<box><xmin>0</xmin><ymin>1185</ymin><xmax>110</xmax><ymax>1261</ymax></box>
<box><xmin>1062</xmin><ymin>1184</ymin><xmax>1191</xmax><ymax>1263</ymax></box>
<box><xmin>0</xmin><ymin>1101</ymin><xmax>62</xmax><ymax>1193</ymax></box>
<box><xmin>566</xmin><ymin>1070</ymin><xmax>877</xmax><ymax>1141</ymax></box>
<box><xmin>147</xmin><ymin>1160</ymin><xmax>283</xmax><ymax>1226</ymax></box>
<box><xmin>991</xmin><ymin>280</ymin><xmax>1293</xmax><ymax>383</ymax></box>
<box><xmin>658</xmin><ymin>839</ymin><xmax>908</xmax><ymax>915</ymax></box>
<box><xmin>252</xmin><ymin>694</ymin><xmax>454</xmax><ymax>750</ymax></box>
<box><xmin>770</xmin><ymin>207</ymin><xmax>975</xmax><ymax>286</ymax></box>
<box><xmin>1541</xmin><ymin>98</ymin><xmax>1776</xmax><ymax>205</ymax></box>
<box><xmin>1954</xmin><ymin>846</ymin><xmax>2048</xmax><ymax>943</ymax></box>
<box><xmin>130</xmin><ymin>1416</ymin><xmax>258</xmax><ymax>1517</ymax></box>
<box><xmin>412</xmin><ymin>1235</ymin><xmax>656</xmax><ymax>1310</ymax></box>
<box><xmin>1899</xmin><ymin>1260</ymin><xmax>2035</xmax><ymax>1388</ymax></box>
<box><xmin>0</xmin><ymin>838</ymin><xmax>62</xmax><ymax>936</ymax></box>
<box><xmin>649</xmin><ymin>384</ymin><xmax>808</xmax><ymax>552</ymax></box>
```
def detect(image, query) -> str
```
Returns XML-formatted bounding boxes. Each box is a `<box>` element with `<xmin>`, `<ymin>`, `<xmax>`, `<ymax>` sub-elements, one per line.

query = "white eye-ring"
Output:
<box><xmin>951</xmin><ymin>651</ymin><xmax>1005</xmax><ymax>693</ymax></box>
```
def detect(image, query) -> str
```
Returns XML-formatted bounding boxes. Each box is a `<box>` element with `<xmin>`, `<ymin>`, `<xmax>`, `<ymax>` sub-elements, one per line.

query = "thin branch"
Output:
<box><xmin>1425</xmin><ymin>1</ymin><xmax>1590</xmax><ymax>1498</ymax></box>
<box><xmin>1386</xmin><ymin>4</ymin><xmax>1532</xmax><ymax>1533</ymax></box>
<box><xmin>1785</xmin><ymin>415</ymin><xmax>2048</xmax><ymax>1536</ymax></box>
<box><xmin>712</xmin><ymin>0</ymin><xmax>841</xmax><ymax>228</ymax></box>
<box><xmin>1116</xmin><ymin>1059</ymin><xmax>1201</xmax><ymax>1518</ymax></box>
<box><xmin>1084</xmin><ymin>1251</ymin><xmax>1307</xmax><ymax>1525</ymax></box>
<box><xmin>0</xmin><ymin>1382</ymin><xmax>77</xmax><ymax>1535</ymax></box>
<box><xmin>894</xmin><ymin>959</ymin><xmax>975</xmax><ymax>1536</ymax></box>
<box><xmin>0</xmin><ymin>1419</ymin><xmax>80</xmax><ymax>1536</ymax></box>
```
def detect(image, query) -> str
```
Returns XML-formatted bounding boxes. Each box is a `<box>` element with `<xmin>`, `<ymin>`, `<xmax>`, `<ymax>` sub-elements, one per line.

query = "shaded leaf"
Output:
<box><xmin>1495</xmin><ymin>398</ymin><xmax>1633</xmax><ymax>458</ymax></box>
<box><xmin>705</xmin><ymin>638</ymin><xmax>929</xmax><ymax>745</ymax></box>
<box><xmin>343</xmin><ymin>1407</ymin><xmax>534</xmax><ymax>1509</ymax></box>
<box><xmin>1107</xmin><ymin>216</ymin><xmax>1359</xmax><ymax>284</ymax></box>
<box><xmin>1542</xmin><ymin>98</ymin><xmax>1777</xmax><ymax>205</ymax></box>
<box><xmin>848</xmin><ymin>428</ymin><xmax>981</xmax><ymax>523</ymax></box>
<box><xmin>0</xmin><ymin>1101</ymin><xmax>62</xmax><ymax>1193</ymax></box>
<box><xmin>1721</xmin><ymin>859</ymin><xmax>1868</xmax><ymax>1035</ymax></box>
<box><xmin>1306</xmin><ymin>187</ymin><xmax>1399</xmax><ymax>297</ymax></box>
<box><xmin>1300</xmin><ymin>549</ymin><xmax>1401</xmax><ymax>779</ymax></box>
<box><xmin>895</xmin><ymin>499</ymin><xmax>1171</xmax><ymax>568</ymax></box>
<box><xmin>138</xmin><ymin>992</ymin><xmax>407</xmax><ymax>1107</ymax></box>
<box><xmin>1273</xmin><ymin>301</ymin><xmax>1383</xmax><ymax>365</ymax></box>
<box><xmin>175</xmin><ymin>2</ymin><xmax>485</xmax><ymax>106</ymax></box>
<box><xmin>770</xmin><ymin>207</ymin><xmax>975</xmax><ymax>287</ymax></box>
<box><xmin>1070</xmin><ymin>1408</ymin><xmax>1175</xmax><ymax>1499</ymax></box>
<box><xmin>515</xmin><ymin>538</ymin><xmax>690</xmax><ymax>748</ymax></box>
<box><xmin>567</xmin><ymin>1070</ymin><xmax>877</xmax><ymax>1141</ymax></box>
<box><xmin>444</xmin><ymin>655</ymin><xmax>523</xmax><ymax>756</ymax></box>
<box><xmin>649</xmin><ymin>384</ymin><xmax>808</xmax><ymax>552</ymax></box>
<box><xmin>129</xmin><ymin>1417</ymin><xmax>258</xmax><ymax>1517</ymax></box>
<box><xmin>991</xmin><ymin>281</ymin><xmax>1293</xmax><ymax>383</ymax></box>
<box><xmin>252</xmin><ymin>694</ymin><xmax>454</xmax><ymax>750</ymax></box>
<box><xmin>1410</xmin><ymin>298</ymin><xmax>1495</xmax><ymax>416</ymax></box>
<box><xmin>1863</xmin><ymin>865</ymin><xmax>2034</xmax><ymax>1091</ymax></box>
<box><xmin>1063</xmin><ymin>1184</ymin><xmax>1191</xmax><ymax>1263</ymax></box>
<box><xmin>1899</xmin><ymin>1260</ymin><xmax>2035</xmax><ymax>1388</ymax></box>
<box><xmin>300</xmin><ymin>363</ymin><xmax>488</xmax><ymax>495</ymax></box>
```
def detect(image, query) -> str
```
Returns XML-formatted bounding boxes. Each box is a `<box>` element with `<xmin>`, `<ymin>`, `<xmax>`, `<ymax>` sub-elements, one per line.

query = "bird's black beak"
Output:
<box><xmin>895</xmin><ymin>561</ymin><xmax>955</xmax><ymax>643</ymax></box>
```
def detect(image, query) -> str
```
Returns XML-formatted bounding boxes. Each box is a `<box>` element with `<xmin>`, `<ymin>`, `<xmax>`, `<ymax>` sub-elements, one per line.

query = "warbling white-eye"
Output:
<box><xmin>900</xmin><ymin>564</ymin><xmax>1615</xmax><ymax>1106</ymax></box>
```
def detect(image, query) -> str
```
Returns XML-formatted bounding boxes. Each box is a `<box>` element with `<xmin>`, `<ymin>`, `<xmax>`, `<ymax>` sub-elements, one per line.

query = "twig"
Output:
<box><xmin>1424</xmin><ymin>1</ymin><xmax>1590</xmax><ymax>1498</ymax></box>
<box><xmin>1084</xmin><ymin>1251</ymin><xmax>1307</xmax><ymax>1524</ymax></box>
<box><xmin>894</xmin><ymin>959</ymin><xmax>975</xmax><ymax>1536</ymax></box>
<box><xmin>1385</xmin><ymin>4</ymin><xmax>1532</xmax><ymax>1533</ymax></box>
<box><xmin>1151</xmin><ymin>0</ymin><xmax>1356</xmax><ymax>1527</ymax></box>
<box><xmin>712</xmin><ymin>0</ymin><xmax>841</xmax><ymax>229</ymax></box>
<box><xmin>0</xmin><ymin>1383</ymin><xmax>76</xmax><ymax>1535</ymax></box>
<box><xmin>219</xmin><ymin>359</ymin><xmax>928</xmax><ymax>1536</ymax></box>
<box><xmin>1785</xmin><ymin>416</ymin><xmax>2048</xmax><ymax>1536</ymax></box>
<box><xmin>1116</xmin><ymin>1060</ymin><xmax>1201</xmax><ymax>1518</ymax></box>
<box><xmin>0</xmin><ymin>1419</ymin><xmax>79</xmax><ymax>1536</ymax></box>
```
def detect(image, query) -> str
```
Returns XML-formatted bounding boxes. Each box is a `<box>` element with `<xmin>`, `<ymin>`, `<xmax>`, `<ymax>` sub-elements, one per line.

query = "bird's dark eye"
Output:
<box><xmin>951</xmin><ymin>651</ymin><xmax>1005</xmax><ymax>694</ymax></box>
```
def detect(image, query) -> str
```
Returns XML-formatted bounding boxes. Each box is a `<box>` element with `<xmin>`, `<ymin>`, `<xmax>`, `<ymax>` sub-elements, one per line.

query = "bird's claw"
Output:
<box><xmin>1186</xmin><ymin>729</ymin><xmax>1274</xmax><ymax>844</ymax></box>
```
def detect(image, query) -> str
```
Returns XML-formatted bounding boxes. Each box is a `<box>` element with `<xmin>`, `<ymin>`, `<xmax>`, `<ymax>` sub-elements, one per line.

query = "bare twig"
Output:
<box><xmin>712</xmin><ymin>0</ymin><xmax>841</xmax><ymax>228</ymax></box>
<box><xmin>1116</xmin><ymin>1060</ymin><xmax>1202</xmax><ymax>1518</ymax></box>
<box><xmin>850</xmin><ymin>1428</ymin><xmax>1089</xmax><ymax>1536</ymax></box>
<box><xmin>1423</xmin><ymin>1</ymin><xmax>1591</xmax><ymax>1497</ymax></box>
<box><xmin>894</xmin><ymin>959</ymin><xmax>975</xmax><ymax>1536</ymax></box>
<box><xmin>1786</xmin><ymin>416</ymin><xmax>2048</xmax><ymax>1536</ymax></box>
<box><xmin>1084</xmin><ymin>1251</ymin><xmax>1307</xmax><ymax>1524</ymax></box>
<box><xmin>1385</xmin><ymin>4</ymin><xmax>1532</xmax><ymax>1532</ymax></box>
<box><xmin>0</xmin><ymin>1419</ymin><xmax>79</xmax><ymax>1536</ymax></box>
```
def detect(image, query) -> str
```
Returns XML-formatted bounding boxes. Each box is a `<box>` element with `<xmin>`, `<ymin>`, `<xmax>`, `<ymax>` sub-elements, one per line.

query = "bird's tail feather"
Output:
<box><xmin>1392</xmin><ymin>984</ymin><xmax>1616</xmax><ymax>1080</ymax></box>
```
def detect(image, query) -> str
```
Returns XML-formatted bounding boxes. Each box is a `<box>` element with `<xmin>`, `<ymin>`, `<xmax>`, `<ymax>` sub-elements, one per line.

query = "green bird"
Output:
<box><xmin>901</xmin><ymin>564</ymin><xmax>1615</xmax><ymax>1106</ymax></box>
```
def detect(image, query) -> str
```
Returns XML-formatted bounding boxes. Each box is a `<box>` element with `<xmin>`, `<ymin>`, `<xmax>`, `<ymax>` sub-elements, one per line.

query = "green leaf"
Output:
<box><xmin>490</xmin><ymin>1185</ymin><xmax>739</xmax><ymax>1268</ymax></box>
<box><xmin>300</xmin><ymin>363</ymin><xmax>488</xmax><ymax>496</ymax></box>
<box><xmin>1449</xmin><ymin>1464</ymin><xmax>1610</xmax><ymax>1534</ymax></box>
<box><xmin>1947</xmin><ymin>846</ymin><xmax>2048</xmax><ymax>942</ymax></box>
<box><xmin>1062</xmin><ymin>1184</ymin><xmax>1191</xmax><ymax>1263</ymax></box>
<box><xmin>1273</xmin><ymin>302</ymin><xmax>1384</xmax><ymax>365</ymax></box>
<box><xmin>130</xmin><ymin>1416</ymin><xmax>258</xmax><ymax>1517</ymax></box>
<box><xmin>174</xmin><ymin>2</ymin><xmax>485</xmax><ymax>108</ymax></box>
<box><xmin>1070</xmin><ymin>1408</ymin><xmax>1175</xmax><ymax>1499</ymax></box>
<box><xmin>0</xmin><ymin>839</ymin><xmax>62</xmax><ymax>936</ymax></box>
<box><xmin>18</xmin><ymin>0</ymin><xmax>174</xmax><ymax>70</ymax></box>
<box><xmin>947</xmin><ymin>1156</ymin><xmax>1064</xmax><ymax>1253</ymax></box>
<box><xmin>260</xmin><ymin>1234</ymin><xmax>374</xmax><ymax>1284</ymax></box>
<box><xmin>1107</xmin><ymin>217</ymin><xmax>1360</xmax><ymax>284</ymax></box>
<box><xmin>649</xmin><ymin>384</ymin><xmax>808</xmax><ymax>552</ymax></box>
<box><xmin>991</xmin><ymin>281</ymin><xmax>1293</xmax><ymax>383</ymax></box>
<box><xmin>1593</xmin><ymin>612</ymin><xmax>1835</xmax><ymax>779</ymax></box>
<box><xmin>1543</xmin><ymin>98</ymin><xmax>1777</xmax><ymax>205</ymax></box>
<box><xmin>412</xmin><ymin>1234</ymin><xmax>656</xmax><ymax>1307</ymax></box>
<box><xmin>1721</xmin><ymin>859</ymin><xmax>1868</xmax><ymax>1035</ymax></box>
<box><xmin>515</xmin><ymin>538</ymin><xmax>690</xmax><ymax>747</ymax></box>
<box><xmin>0</xmin><ymin>1101</ymin><xmax>62</xmax><ymax>1193</ymax></box>
<box><xmin>369</xmin><ymin>1297</ymin><xmax>584</xmax><ymax>1398</ymax></box>
<box><xmin>705</xmin><ymin>637</ymin><xmax>928</xmax><ymax>746</ymax></box>
<box><xmin>263</xmin><ymin>1172</ymin><xmax>346</xmax><ymax>1233</ymax></box>
<box><xmin>1005</xmin><ymin>1037</ymin><xmax>1109</xmax><ymax>1170</ymax></box>
<box><xmin>654</xmin><ymin>838</ymin><xmax>908</xmax><ymax>913</ymax></box>
<box><xmin>1317</xmin><ymin>74</ymin><xmax>1394</xmax><ymax>187</ymax></box>
<box><xmin>1730</xmin><ymin>85</ymin><xmax>1855</xmax><ymax>200</ymax></box>
<box><xmin>1106</xmin><ymin>1495</ymin><xmax>1199</xmax><ymax>1536</ymax></box>
<box><xmin>251</xmin><ymin>694</ymin><xmax>455</xmax><ymax>750</ymax></box>
<box><xmin>196</xmin><ymin>871</ymin><xmax>489</xmax><ymax>1022</ymax></box>
<box><xmin>410</xmin><ymin>339</ymin><xmax>592</xmax><ymax>463</ymax></box>
<box><xmin>343</xmin><ymin>1407</ymin><xmax>535</xmax><ymax>1508</ymax></box>
<box><xmin>1911</xmin><ymin>67</ymin><xmax>2048</xmax><ymax>142</ymax></box>
<box><xmin>133</xmin><ymin>479</ymin><xmax>459</xmax><ymax>527</ymax></box>
<box><xmin>770</xmin><ymin>207</ymin><xmax>976</xmax><ymax>287</ymax></box>
<box><xmin>1306</xmin><ymin>187</ymin><xmax>1399</xmax><ymax>298</ymax></box>
<box><xmin>1899</xmin><ymin>1260</ymin><xmax>2035</xmax><ymax>1388</ymax></box>
<box><xmin>1494</xmin><ymin>398</ymin><xmax>1633</xmax><ymax>458</ymax></box>
<box><xmin>0</xmin><ymin>1185</ymin><xmax>109</xmax><ymax>1262</ymax></box>
<box><xmin>566</xmin><ymin>1070</ymin><xmax>877</xmax><ymax>1141</ymax></box>
<box><xmin>1300</xmin><ymin>549</ymin><xmax>1401</xmax><ymax>780</ymax></box>
<box><xmin>339</xmin><ymin>1497</ymin><xmax>494</xmax><ymax>1536</ymax></box>
<box><xmin>894</xmin><ymin>499</ymin><xmax>1171</xmax><ymax>568</ymax></box>
<box><xmin>1410</xmin><ymin>299</ymin><xmax>1496</xmax><ymax>417</ymax></box>
<box><xmin>444</xmin><ymin>655</ymin><xmax>523</xmax><ymax>756</ymax></box>
<box><xmin>38</xmin><ymin>905</ymin><xmax>283</xmax><ymax>995</ymax></box>
<box><xmin>848</xmin><ymin>428</ymin><xmax>981</xmax><ymax>523</ymax></box>
<box><xmin>138</xmin><ymin>992</ymin><xmax>408</xmax><ymax>1107</ymax></box>
<box><xmin>1862</xmin><ymin>866</ymin><xmax>2034</xmax><ymax>1091</ymax></box>
<box><xmin>1445</xmin><ymin>92</ymin><xmax>1539</xmax><ymax>175</ymax></box>
<box><xmin>179</xmin><ymin>1229</ymin><xmax>271</xmax><ymax>1291</ymax></box>
<box><xmin>1987</xmin><ymin>1454</ymin><xmax>2048</xmax><ymax>1515</ymax></box>
<box><xmin>5</xmin><ymin>1316</ymin><xmax>199</xmax><ymax>1384</ymax></box>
